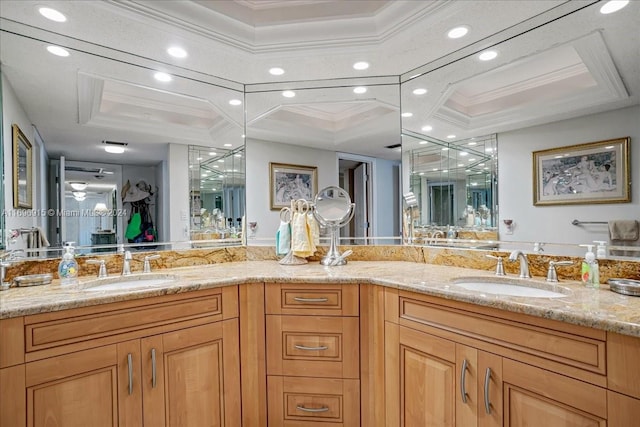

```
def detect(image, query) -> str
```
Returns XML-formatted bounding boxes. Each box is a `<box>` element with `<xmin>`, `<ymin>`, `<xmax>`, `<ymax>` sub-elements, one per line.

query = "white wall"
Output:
<box><xmin>167</xmin><ymin>143</ymin><xmax>190</xmax><ymax>246</ymax></box>
<box><xmin>499</xmin><ymin>105</ymin><xmax>640</xmax><ymax>251</ymax></box>
<box><xmin>246</xmin><ymin>139</ymin><xmax>338</xmax><ymax>241</ymax></box>
<box><xmin>2</xmin><ymin>74</ymin><xmax>39</xmax><ymax>251</ymax></box>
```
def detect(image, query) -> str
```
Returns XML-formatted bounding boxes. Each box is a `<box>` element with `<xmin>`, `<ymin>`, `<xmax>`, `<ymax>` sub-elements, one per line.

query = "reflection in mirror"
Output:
<box><xmin>400</xmin><ymin>1</ymin><xmax>639</xmax><ymax>257</ymax></box>
<box><xmin>245</xmin><ymin>78</ymin><xmax>401</xmax><ymax>246</ymax></box>
<box><xmin>0</xmin><ymin>26</ymin><xmax>245</xmax><ymax>256</ymax></box>
<box><xmin>189</xmin><ymin>145</ymin><xmax>245</xmax><ymax>247</ymax></box>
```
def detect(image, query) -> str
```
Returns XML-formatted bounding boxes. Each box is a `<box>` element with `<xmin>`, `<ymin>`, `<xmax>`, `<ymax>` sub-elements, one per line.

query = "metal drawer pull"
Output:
<box><xmin>151</xmin><ymin>348</ymin><xmax>157</xmax><ymax>388</ymax></box>
<box><xmin>293</xmin><ymin>297</ymin><xmax>329</xmax><ymax>303</ymax></box>
<box><xmin>484</xmin><ymin>367</ymin><xmax>492</xmax><ymax>414</ymax></box>
<box><xmin>296</xmin><ymin>405</ymin><xmax>330</xmax><ymax>413</ymax></box>
<box><xmin>460</xmin><ymin>359</ymin><xmax>468</xmax><ymax>403</ymax></box>
<box><xmin>127</xmin><ymin>353</ymin><xmax>133</xmax><ymax>395</ymax></box>
<box><xmin>294</xmin><ymin>344</ymin><xmax>329</xmax><ymax>351</ymax></box>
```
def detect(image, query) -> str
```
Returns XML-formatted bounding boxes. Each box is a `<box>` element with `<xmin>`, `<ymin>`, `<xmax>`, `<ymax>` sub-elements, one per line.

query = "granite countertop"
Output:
<box><xmin>1</xmin><ymin>261</ymin><xmax>639</xmax><ymax>337</ymax></box>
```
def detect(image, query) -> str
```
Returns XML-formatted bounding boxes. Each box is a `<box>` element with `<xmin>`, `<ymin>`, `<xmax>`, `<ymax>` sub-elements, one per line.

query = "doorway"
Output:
<box><xmin>338</xmin><ymin>158</ymin><xmax>372</xmax><ymax>244</ymax></box>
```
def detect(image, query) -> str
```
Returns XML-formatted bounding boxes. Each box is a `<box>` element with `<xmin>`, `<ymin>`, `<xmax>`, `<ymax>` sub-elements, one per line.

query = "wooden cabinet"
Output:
<box><xmin>0</xmin><ymin>286</ymin><xmax>240</xmax><ymax>427</ymax></box>
<box><xmin>265</xmin><ymin>282</ymin><xmax>360</xmax><ymax>426</ymax></box>
<box><xmin>384</xmin><ymin>289</ymin><xmax>611</xmax><ymax>427</ymax></box>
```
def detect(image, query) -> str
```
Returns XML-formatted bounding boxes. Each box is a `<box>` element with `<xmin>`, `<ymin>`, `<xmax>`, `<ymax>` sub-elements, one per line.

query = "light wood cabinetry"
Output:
<box><xmin>0</xmin><ymin>286</ymin><xmax>240</xmax><ymax>427</ymax></box>
<box><xmin>265</xmin><ymin>282</ymin><xmax>360</xmax><ymax>427</ymax></box>
<box><xmin>384</xmin><ymin>289</ymin><xmax>613</xmax><ymax>427</ymax></box>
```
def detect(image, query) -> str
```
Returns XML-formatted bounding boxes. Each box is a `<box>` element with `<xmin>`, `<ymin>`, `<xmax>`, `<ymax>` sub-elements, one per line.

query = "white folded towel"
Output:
<box><xmin>291</xmin><ymin>212</ymin><xmax>313</xmax><ymax>257</ymax></box>
<box><xmin>307</xmin><ymin>213</ymin><xmax>320</xmax><ymax>253</ymax></box>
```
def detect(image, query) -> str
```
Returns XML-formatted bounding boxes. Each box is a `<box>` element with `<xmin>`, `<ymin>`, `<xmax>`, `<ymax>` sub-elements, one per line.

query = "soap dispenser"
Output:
<box><xmin>58</xmin><ymin>243</ymin><xmax>79</xmax><ymax>286</ymax></box>
<box><xmin>580</xmin><ymin>244</ymin><xmax>599</xmax><ymax>288</ymax></box>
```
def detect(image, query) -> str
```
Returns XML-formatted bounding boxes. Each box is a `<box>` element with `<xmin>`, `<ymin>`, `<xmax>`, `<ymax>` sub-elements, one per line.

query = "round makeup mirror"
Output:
<box><xmin>313</xmin><ymin>186</ymin><xmax>355</xmax><ymax>266</ymax></box>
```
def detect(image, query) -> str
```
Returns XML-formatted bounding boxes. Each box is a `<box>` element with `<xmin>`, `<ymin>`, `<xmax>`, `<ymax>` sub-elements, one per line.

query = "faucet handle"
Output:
<box><xmin>87</xmin><ymin>259</ymin><xmax>108</xmax><ymax>278</ymax></box>
<box><xmin>485</xmin><ymin>254</ymin><xmax>505</xmax><ymax>276</ymax></box>
<box><xmin>143</xmin><ymin>255</ymin><xmax>161</xmax><ymax>273</ymax></box>
<box><xmin>546</xmin><ymin>260</ymin><xmax>573</xmax><ymax>282</ymax></box>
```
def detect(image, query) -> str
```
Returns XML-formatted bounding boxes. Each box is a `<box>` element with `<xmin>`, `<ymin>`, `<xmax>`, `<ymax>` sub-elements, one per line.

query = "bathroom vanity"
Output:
<box><xmin>1</xmin><ymin>260</ymin><xmax>640</xmax><ymax>426</ymax></box>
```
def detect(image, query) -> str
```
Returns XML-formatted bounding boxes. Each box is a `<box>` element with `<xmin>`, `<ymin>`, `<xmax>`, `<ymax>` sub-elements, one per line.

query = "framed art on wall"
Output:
<box><xmin>533</xmin><ymin>137</ymin><xmax>630</xmax><ymax>206</ymax></box>
<box><xmin>269</xmin><ymin>162</ymin><xmax>318</xmax><ymax>210</ymax></box>
<box><xmin>12</xmin><ymin>124</ymin><xmax>33</xmax><ymax>209</ymax></box>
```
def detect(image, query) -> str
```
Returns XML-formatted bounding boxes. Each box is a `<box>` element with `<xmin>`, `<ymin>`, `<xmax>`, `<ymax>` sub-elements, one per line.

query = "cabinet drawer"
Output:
<box><xmin>267</xmin><ymin>376</ymin><xmax>360</xmax><ymax>427</ymax></box>
<box><xmin>266</xmin><ymin>315</ymin><xmax>359</xmax><ymax>378</ymax></box>
<box><xmin>266</xmin><ymin>283</ymin><xmax>358</xmax><ymax>316</ymax></box>
<box><xmin>396</xmin><ymin>294</ymin><xmax>606</xmax><ymax>376</ymax></box>
<box><xmin>25</xmin><ymin>288</ymin><xmax>234</xmax><ymax>357</ymax></box>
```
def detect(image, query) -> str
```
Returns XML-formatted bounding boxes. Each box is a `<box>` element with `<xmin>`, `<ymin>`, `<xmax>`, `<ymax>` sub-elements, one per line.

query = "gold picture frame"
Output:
<box><xmin>12</xmin><ymin>124</ymin><xmax>33</xmax><ymax>209</ymax></box>
<box><xmin>533</xmin><ymin>137</ymin><xmax>630</xmax><ymax>206</ymax></box>
<box><xmin>269</xmin><ymin>162</ymin><xmax>318</xmax><ymax>210</ymax></box>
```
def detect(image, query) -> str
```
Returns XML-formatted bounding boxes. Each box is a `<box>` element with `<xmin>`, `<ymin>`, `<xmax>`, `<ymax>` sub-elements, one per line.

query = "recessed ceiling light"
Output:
<box><xmin>447</xmin><ymin>135</ymin><xmax>456</xmax><ymax>139</ymax></box>
<box><xmin>421</xmin><ymin>125</ymin><xmax>433</xmax><ymax>132</ymax></box>
<box><xmin>442</xmin><ymin>170</ymin><xmax>448</xmax><ymax>173</ymax></box>
<box><xmin>270</xmin><ymin>67</ymin><xmax>285</xmax><ymax>76</ymax></box>
<box><xmin>224</xmin><ymin>143</ymin><xmax>232</xmax><ymax>147</ymax></box>
<box><xmin>213</xmin><ymin>165</ymin><xmax>219</xmax><ymax>168</ymax></box>
<box><xmin>441</xmin><ymin>147</ymin><xmax>449</xmax><ymax>151</ymax></box>
<box><xmin>478</xmin><ymin>50</ymin><xmax>498</xmax><ymax>61</ymax></box>
<box><xmin>468</xmin><ymin>158</ymin><xmax>476</xmax><ymax>162</ymax></box>
<box><xmin>412</xmin><ymin>88</ymin><xmax>427</xmax><ymax>95</ymax></box>
<box><xmin>419</xmin><ymin>172</ymin><xmax>424</xmax><ymax>176</ymax></box>
<box><xmin>39</xmin><ymin>7</ymin><xmax>66</xmax><ymax>22</ymax></box>
<box><xmin>460</xmin><ymin>152</ymin><xmax>469</xmax><ymax>156</ymax></box>
<box><xmin>208</xmin><ymin>151</ymin><xmax>217</xmax><ymax>156</ymax></box>
<box><xmin>468</xmin><ymin>141</ymin><xmax>477</xmax><ymax>146</ymax></box>
<box><xmin>401</xmin><ymin>112</ymin><xmax>413</xmax><ymax>118</ymax></box>
<box><xmin>46</xmin><ymin>46</ymin><xmax>69</xmax><ymax>57</ymax></box>
<box><xmin>458</xmin><ymin>163</ymin><xmax>464</xmax><ymax>167</ymax></box>
<box><xmin>353</xmin><ymin>61</ymin><xmax>369</xmax><ymax>70</ymax></box>
<box><xmin>154</xmin><ymin>72</ymin><xmax>172</xmax><ymax>82</ymax></box>
<box><xmin>485</xmin><ymin>147</ymin><xmax>494</xmax><ymax>152</ymax></box>
<box><xmin>229</xmin><ymin>99</ymin><xmax>242</xmax><ymax>106</ymax></box>
<box><xmin>600</xmin><ymin>0</ymin><xmax>629</xmax><ymax>14</ymax></box>
<box><xmin>419</xmin><ymin>141</ymin><xmax>428</xmax><ymax>145</ymax></box>
<box><xmin>447</xmin><ymin>26</ymin><xmax>469</xmax><ymax>39</ymax></box>
<box><xmin>104</xmin><ymin>146</ymin><xmax>125</xmax><ymax>154</ymax></box>
<box><xmin>234</xmin><ymin>154</ymin><xmax>242</xmax><ymax>158</ymax></box>
<box><xmin>282</xmin><ymin>90</ymin><xmax>295</xmax><ymax>98</ymax></box>
<box><xmin>433</xmin><ymin>168</ymin><xmax>438</xmax><ymax>171</ymax></box>
<box><xmin>353</xmin><ymin>86</ymin><xmax>367</xmax><ymax>94</ymax></box>
<box><xmin>241</xmin><ymin>134</ymin><xmax>246</xmax><ymax>138</ymax></box>
<box><xmin>167</xmin><ymin>46</ymin><xmax>187</xmax><ymax>58</ymax></box>
<box><xmin>196</xmin><ymin>157</ymin><xmax>203</xmax><ymax>161</ymax></box>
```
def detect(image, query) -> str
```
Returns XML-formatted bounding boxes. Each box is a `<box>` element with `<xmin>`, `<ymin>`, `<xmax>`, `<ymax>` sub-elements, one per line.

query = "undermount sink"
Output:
<box><xmin>81</xmin><ymin>273</ymin><xmax>178</xmax><ymax>291</ymax></box>
<box><xmin>452</xmin><ymin>277</ymin><xmax>569</xmax><ymax>298</ymax></box>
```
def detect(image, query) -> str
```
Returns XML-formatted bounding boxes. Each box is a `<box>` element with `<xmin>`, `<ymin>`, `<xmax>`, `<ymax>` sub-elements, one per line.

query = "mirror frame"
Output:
<box><xmin>12</xmin><ymin>123</ymin><xmax>32</xmax><ymax>209</ymax></box>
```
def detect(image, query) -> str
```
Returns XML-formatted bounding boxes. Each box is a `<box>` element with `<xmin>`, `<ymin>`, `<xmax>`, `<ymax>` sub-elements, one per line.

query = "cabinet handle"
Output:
<box><xmin>296</xmin><ymin>405</ymin><xmax>330</xmax><ymax>413</ymax></box>
<box><xmin>293</xmin><ymin>297</ymin><xmax>329</xmax><ymax>303</ymax></box>
<box><xmin>127</xmin><ymin>353</ymin><xmax>133</xmax><ymax>395</ymax></box>
<box><xmin>151</xmin><ymin>348</ymin><xmax>157</xmax><ymax>388</ymax></box>
<box><xmin>484</xmin><ymin>367</ymin><xmax>492</xmax><ymax>415</ymax></box>
<box><xmin>460</xmin><ymin>359</ymin><xmax>468</xmax><ymax>404</ymax></box>
<box><xmin>294</xmin><ymin>344</ymin><xmax>329</xmax><ymax>351</ymax></box>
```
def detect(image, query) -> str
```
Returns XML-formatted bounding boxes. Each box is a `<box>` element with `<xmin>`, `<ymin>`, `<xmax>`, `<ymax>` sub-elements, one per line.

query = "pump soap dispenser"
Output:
<box><xmin>58</xmin><ymin>243</ymin><xmax>79</xmax><ymax>286</ymax></box>
<box><xmin>580</xmin><ymin>244</ymin><xmax>599</xmax><ymax>288</ymax></box>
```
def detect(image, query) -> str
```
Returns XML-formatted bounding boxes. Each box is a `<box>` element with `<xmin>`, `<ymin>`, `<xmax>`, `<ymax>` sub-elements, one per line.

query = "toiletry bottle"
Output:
<box><xmin>580</xmin><ymin>244</ymin><xmax>599</xmax><ymax>288</ymax></box>
<box><xmin>58</xmin><ymin>243</ymin><xmax>79</xmax><ymax>286</ymax></box>
<box><xmin>594</xmin><ymin>241</ymin><xmax>607</xmax><ymax>259</ymax></box>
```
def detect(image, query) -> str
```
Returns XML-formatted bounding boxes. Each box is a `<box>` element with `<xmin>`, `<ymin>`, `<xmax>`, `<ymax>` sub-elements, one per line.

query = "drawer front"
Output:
<box><xmin>397</xmin><ymin>295</ymin><xmax>606</xmax><ymax>375</ymax></box>
<box><xmin>266</xmin><ymin>283</ymin><xmax>358</xmax><ymax>316</ymax></box>
<box><xmin>267</xmin><ymin>376</ymin><xmax>360</xmax><ymax>426</ymax></box>
<box><xmin>25</xmin><ymin>292</ymin><xmax>225</xmax><ymax>353</ymax></box>
<box><xmin>267</xmin><ymin>315</ymin><xmax>359</xmax><ymax>378</ymax></box>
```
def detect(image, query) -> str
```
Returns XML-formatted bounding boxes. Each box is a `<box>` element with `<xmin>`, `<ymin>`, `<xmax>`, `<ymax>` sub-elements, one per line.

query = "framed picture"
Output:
<box><xmin>12</xmin><ymin>124</ymin><xmax>33</xmax><ymax>209</ymax></box>
<box><xmin>533</xmin><ymin>137</ymin><xmax>630</xmax><ymax>206</ymax></box>
<box><xmin>269</xmin><ymin>162</ymin><xmax>318</xmax><ymax>210</ymax></box>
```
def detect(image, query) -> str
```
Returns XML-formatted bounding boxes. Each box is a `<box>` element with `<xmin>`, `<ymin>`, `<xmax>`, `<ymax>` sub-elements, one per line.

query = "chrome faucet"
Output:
<box><xmin>0</xmin><ymin>250</ymin><xmax>25</xmax><ymax>290</ymax></box>
<box><xmin>509</xmin><ymin>250</ymin><xmax>531</xmax><ymax>278</ymax></box>
<box><xmin>118</xmin><ymin>245</ymin><xmax>132</xmax><ymax>276</ymax></box>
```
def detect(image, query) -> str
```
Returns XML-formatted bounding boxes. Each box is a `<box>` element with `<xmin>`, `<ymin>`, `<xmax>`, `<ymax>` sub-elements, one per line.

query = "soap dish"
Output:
<box><xmin>608</xmin><ymin>278</ymin><xmax>640</xmax><ymax>296</ymax></box>
<box><xmin>13</xmin><ymin>273</ymin><xmax>53</xmax><ymax>287</ymax></box>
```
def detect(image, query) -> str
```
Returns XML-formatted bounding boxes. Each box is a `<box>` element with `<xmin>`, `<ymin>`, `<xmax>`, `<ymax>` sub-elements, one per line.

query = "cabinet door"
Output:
<box><xmin>503</xmin><ymin>359</ymin><xmax>606</xmax><ymax>427</ymax></box>
<box><xmin>145</xmin><ymin>319</ymin><xmax>241</xmax><ymax>427</ymax></box>
<box><xmin>24</xmin><ymin>342</ymin><xmax>142</xmax><ymax>427</ymax></box>
<box><xmin>386</xmin><ymin>324</ymin><xmax>456</xmax><ymax>427</ymax></box>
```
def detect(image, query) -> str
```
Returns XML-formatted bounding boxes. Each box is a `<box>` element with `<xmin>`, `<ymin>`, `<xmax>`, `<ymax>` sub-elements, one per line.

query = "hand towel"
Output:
<box><xmin>608</xmin><ymin>220</ymin><xmax>639</xmax><ymax>241</ymax></box>
<box><xmin>307</xmin><ymin>213</ymin><xmax>320</xmax><ymax>253</ymax></box>
<box><xmin>276</xmin><ymin>221</ymin><xmax>291</xmax><ymax>256</ymax></box>
<box><xmin>291</xmin><ymin>212</ymin><xmax>313</xmax><ymax>257</ymax></box>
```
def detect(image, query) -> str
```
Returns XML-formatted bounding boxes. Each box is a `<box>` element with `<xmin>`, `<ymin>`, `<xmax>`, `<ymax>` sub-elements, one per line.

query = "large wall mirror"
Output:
<box><xmin>401</xmin><ymin>1</ymin><xmax>639</xmax><ymax>257</ymax></box>
<box><xmin>0</xmin><ymin>21</ymin><xmax>245</xmax><ymax>256</ymax></box>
